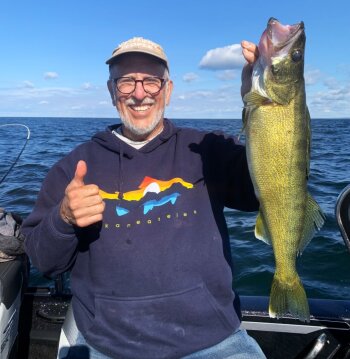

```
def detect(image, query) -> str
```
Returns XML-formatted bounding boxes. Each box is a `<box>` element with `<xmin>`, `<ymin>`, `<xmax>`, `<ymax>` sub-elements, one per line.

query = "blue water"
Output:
<box><xmin>0</xmin><ymin>117</ymin><xmax>349</xmax><ymax>300</ymax></box>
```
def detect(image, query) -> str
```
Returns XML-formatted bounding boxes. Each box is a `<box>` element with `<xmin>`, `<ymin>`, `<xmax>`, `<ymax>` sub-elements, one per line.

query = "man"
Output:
<box><xmin>22</xmin><ymin>37</ymin><xmax>265</xmax><ymax>358</ymax></box>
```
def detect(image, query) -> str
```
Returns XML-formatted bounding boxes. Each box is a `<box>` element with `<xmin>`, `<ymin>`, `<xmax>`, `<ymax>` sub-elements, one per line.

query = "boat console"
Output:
<box><xmin>336</xmin><ymin>184</ymin><xmax>350</xmax><ymax>252</ymax></box>
<box><xmin>241</xmin><ymin>296</ymin><xmax>350</xmax><ymax>358</ymax></box>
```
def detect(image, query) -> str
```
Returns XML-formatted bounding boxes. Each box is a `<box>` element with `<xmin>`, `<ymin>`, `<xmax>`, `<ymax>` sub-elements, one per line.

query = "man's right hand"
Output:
<box><xmin>60</xmin><ymin>160</ymin><xmax>105</xmax><ymax>227</ymax></box>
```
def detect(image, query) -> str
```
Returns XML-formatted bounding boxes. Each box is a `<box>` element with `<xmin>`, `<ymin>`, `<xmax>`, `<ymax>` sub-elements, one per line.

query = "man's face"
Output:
<box><xmin>108</xmin><ymin>53</ymin><xmax>173</xmax><ymax>140</ymax></box>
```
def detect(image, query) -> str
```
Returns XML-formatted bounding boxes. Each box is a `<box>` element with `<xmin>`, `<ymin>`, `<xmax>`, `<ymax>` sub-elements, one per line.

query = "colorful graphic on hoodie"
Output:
<box><xmin>99</xmin><ymin>176</ymin><xmax>193</xmax><ymax>216</ymax></box>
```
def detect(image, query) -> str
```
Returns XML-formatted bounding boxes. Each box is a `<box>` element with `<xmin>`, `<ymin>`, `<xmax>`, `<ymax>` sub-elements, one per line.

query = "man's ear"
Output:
<box><xmin>107</xmin><ymin>80</ymin><xmax>116</xmax><ymax>106</ymax></box>
<box><xmin>165</xmin><ymin>80</ymin><xmax>173</xmax><ymax>106</ymax></box>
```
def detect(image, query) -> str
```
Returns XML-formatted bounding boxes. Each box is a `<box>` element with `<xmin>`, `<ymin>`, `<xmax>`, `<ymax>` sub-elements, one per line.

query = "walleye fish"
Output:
<box><xmin>243</xmin><ymin>18</ymin><xmax>325</xmax><ymax>321</ymax></box>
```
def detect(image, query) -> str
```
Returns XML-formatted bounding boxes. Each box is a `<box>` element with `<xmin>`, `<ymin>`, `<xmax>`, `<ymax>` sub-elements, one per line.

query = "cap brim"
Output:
<box><xmin>106</xmin><ymin>49</ymin><xmax>168</xmax><ymax>68</ymax></box>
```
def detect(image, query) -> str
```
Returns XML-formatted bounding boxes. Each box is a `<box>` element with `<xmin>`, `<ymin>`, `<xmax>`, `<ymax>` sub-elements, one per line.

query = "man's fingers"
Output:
<box><xmin>72</xmin><ymin>201</ymin><xmax>105</xmax><ymax>228</ymax></box>
<box><xmin>241</xmin><ymin>40</ymin><xmax>258</xmax><ymax>54</ymax></box>
<box><xmin>74</xmin><ymin>213</ymin><xmax>104</xmax><ymax>228</ymax></box>
<box><xmin>67</xmin><ymin>186</ymin><xmax>102</xmax><ymax>210</ymax></box>
<box><xmin>241</xmin><ymin>41</ymin><xmax>259</xmax><ymax>64</ymax></box>
<box><xmin>73</xmin><ymin>160</ymin><xmax>88</xmax><ymax>187</ymax></box>
<box><xmin>61</xmin><ymin>193</ymin><xmax>105</xmax><ymax>227</ymax></box>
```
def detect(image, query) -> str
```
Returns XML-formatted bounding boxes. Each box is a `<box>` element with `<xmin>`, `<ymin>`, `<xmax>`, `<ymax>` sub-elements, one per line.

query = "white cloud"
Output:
<box><xmin>44</xmin><ymin>72</ymin><xmax>59</xmax><ymax>80</ymax></box>
<box><xmin>82</xmin><ymin>82</ymin><xmax>93</xmax><ymax>90</ymax></box>
<box><xmin>175</xmin><ymin>90</ymin><xmax>213</xmax><ymax>101</ymax></box>
<box><xmin>170</xmin><ymin>82</ymin><xmax>243</xmax><ymax>114</ymax></box>
<box><xmin>199</xmin><ymin>44</ymin><xmax>245</xmax><ymax>70</ymax></box>
<box><xmin>22</xmin><ymin>81</ymin><xmax>35</xmax><ymax>88</ymax></box>
<box><xmin>216</xmin><ymin>70</ymin><xmax>238</xmax><ymax>81</ymax></box>
<box><xmin>1</xmin><ymin>65</ymin><xmax>348</xmax><ymax>119</ymax></box>
<box><xmin>169</xmin><ymin>85</ymin><xmax>244</xmax><ymax>119</ymax></box>
<box><xmin>183</xmin><ymin>72</ymin><xmax>199</xmax><ymax>83</ymax></box>
<box><xmin>0</xmin><ymin>78</ymin><xmax>117</xmax><ymax>117</ymax></box>
<box><xmin>2</xmin><ymin>86</ymin><xmax>80</xmax><ymax>100</ymax></box>
<box><xmin>323</xmin><ymin>77</ymin><xmax>339</xmax><ymax>90</ymax></box>
<box><xmin>305</xmin><ymin>69</ymin><xmax>321</xmax><ymax>85</ymax></box>
<box><xmin>308</xmin><ymin>85</ymin><xmax>350</xmax><ymax>117</ymax></box>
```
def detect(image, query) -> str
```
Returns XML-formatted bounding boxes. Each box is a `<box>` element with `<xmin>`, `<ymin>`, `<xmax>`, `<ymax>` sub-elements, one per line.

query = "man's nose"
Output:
<box><xmin>133</xmin><ymin>80</ymin><xmax>147</xmax><ymax>99</ymax></box>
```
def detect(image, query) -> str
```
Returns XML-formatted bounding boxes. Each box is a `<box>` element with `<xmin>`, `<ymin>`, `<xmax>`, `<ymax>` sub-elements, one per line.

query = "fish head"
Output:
<box><xmin>254</xmin><ymin>18</ymin><xmax>306</xmax><ymax>104</ymax></box>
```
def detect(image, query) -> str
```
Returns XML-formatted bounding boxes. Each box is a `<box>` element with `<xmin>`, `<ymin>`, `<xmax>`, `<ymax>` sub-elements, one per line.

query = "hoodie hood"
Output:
<box><xmin>91</xmin><ymin>118</ymin><xmax>180</xmax><ymax>157</ymax></box>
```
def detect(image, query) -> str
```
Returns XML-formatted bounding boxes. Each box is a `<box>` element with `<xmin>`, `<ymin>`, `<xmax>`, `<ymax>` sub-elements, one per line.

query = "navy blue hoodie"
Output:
<box><xmin>22</xmin><ymin>119</ymin><xmax>258</xmax><ymax>359</ymax></box>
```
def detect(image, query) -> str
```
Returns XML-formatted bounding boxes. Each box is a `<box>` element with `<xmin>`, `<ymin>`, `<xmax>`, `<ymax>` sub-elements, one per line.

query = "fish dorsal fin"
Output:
<box><xmin>255</xmin><ymin>210</ymin><xmax>272</xmax><ymax>245</ymax></box>
<box><xmin>243</xmin><ymin>91</ymin><xmax>269</xmax><ymax>106</ymax></box>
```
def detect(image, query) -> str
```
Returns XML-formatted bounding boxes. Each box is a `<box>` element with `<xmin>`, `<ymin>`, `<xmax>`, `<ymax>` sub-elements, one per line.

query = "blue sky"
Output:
<box><xmin>1</xmin><ymin>0</ymin><xmax>349</xmax><ymax>119</ymax></box>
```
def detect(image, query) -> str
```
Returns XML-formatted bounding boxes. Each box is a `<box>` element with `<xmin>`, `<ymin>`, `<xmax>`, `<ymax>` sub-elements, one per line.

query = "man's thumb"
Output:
<box><xmin>73</xmin><ymin>160</ymin><xmax>87</xmax><ymax>186</ymax></box>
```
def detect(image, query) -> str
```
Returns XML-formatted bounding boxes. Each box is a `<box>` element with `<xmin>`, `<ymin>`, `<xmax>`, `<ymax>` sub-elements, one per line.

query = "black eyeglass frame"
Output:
<box><xmin>112</xmin><ymin>76</ymin><xmax>167</xmax><ymax>95</ymax></box>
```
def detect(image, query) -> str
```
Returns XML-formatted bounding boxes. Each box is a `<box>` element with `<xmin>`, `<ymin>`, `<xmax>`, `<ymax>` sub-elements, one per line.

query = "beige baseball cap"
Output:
<box><xmin>106</xmin><ymin>37</ymin><xmax>169</xmax><ymax>69</ymax></box>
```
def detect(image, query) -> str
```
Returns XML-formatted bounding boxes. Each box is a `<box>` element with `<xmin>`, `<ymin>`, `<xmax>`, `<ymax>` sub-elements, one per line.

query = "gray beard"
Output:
<box><xmin>119</xmin><ymin>108</ymin><xmax>164</xmax><ymax>138</ymax></box>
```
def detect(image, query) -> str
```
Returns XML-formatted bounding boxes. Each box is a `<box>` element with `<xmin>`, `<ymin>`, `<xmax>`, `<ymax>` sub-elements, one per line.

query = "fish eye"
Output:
<box><xmin>291</xmin><ymin>49</ymin><xmax>303</xmax><ymax>62</ymax></box>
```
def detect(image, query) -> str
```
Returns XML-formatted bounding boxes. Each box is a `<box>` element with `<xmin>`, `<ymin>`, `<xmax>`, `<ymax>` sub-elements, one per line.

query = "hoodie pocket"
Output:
<box><xmin>86</xmin><ymin>283</ymin><xmax>235</xmax><ymax>359</ymax></box>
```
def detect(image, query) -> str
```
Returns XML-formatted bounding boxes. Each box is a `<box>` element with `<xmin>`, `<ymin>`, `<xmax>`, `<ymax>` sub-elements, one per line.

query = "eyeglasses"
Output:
<box><xmin>113</xmin><ymin>77</ymin><xmax>167</xmax><ymax>95</ymax></box>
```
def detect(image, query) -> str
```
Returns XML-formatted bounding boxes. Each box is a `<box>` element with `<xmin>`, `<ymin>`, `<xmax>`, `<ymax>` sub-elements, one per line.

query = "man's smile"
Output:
<box><xmin>129</xmin><ymin>104</ymin><xmax>153</xmax><ymax>112</ymax></box>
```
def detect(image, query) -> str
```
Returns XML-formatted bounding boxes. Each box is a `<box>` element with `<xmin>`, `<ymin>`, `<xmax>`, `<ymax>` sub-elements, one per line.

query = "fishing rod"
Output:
<box><xmin>0</xmin><ymin>124</ymin><xmax>31</xmax><ymax>186</ymax></box>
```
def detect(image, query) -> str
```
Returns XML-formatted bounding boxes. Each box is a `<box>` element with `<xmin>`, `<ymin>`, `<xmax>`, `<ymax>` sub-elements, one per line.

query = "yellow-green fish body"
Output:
<box><xmin>243</xmin><ymin>18</ymin><xmax>325</xmax><ymax>321</ymax></box>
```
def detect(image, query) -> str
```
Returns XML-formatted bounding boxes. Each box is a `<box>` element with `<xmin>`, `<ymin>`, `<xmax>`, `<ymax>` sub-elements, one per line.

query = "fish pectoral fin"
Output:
<box><xmin>298</xmin><ymin>194</ymin><xmax>326</xmax><ymax>255</ymax></box>
<box><xmin>241</xmin><ymin>91</ymin><xmax>268</xmax><ymax>134</ymax></box>
<box><xmin>255</xmin><ymin>210</ymin><xmax>272</xmax><ymax>245</ymax></box>
<box><xmin>241</xmin><ymin>108</ymin><xmax>247</xmax><ymax>135</ymax></box>
<box><xmin>243</xmin><ymin>91</ymin><xmax>268</xmax><ymax>106</ymax></box>
<box><xmin>306</xmin><ymin>107</ymin><xmax>311</xmax><ymax>179</ymax></box>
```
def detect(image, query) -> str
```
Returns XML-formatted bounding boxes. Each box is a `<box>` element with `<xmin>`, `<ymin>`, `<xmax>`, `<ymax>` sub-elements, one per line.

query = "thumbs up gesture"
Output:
<box><xmin>60</xmin><ymin>160</ymin><xmax>105</xmax><ymax>227</ymax></box>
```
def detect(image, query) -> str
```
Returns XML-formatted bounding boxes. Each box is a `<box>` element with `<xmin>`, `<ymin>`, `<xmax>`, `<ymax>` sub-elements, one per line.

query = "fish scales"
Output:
<box><xmin>247</xmin><ymin>97</ymin><xmax>308</xmax><ymax>268</ymax></box>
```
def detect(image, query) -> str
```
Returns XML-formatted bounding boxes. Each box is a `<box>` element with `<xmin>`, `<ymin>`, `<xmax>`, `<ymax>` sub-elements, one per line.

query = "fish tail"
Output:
<box><xmin>269</xmin><ymin>273</ymin><xmax>310</xmax><ymax>322</ymax></box>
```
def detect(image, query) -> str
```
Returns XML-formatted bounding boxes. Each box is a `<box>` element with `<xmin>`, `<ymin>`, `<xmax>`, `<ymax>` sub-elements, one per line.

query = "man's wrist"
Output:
<box><xmin>60</xmin><ymin>202</ymin><xmax>74</xmax><ymax>225</ymax></box>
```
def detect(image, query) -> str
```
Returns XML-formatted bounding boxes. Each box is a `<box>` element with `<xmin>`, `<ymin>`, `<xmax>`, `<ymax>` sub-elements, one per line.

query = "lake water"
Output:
<box><xmin>0</xmin><ymin>117</ymin><xmax>349</xmax><ymax>300</ymax></box>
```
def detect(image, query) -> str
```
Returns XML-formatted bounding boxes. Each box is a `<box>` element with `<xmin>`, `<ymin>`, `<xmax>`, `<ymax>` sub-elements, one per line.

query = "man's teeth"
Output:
<box><xmin>131</xmin><ymin>105</ymin><xmax>151</xmax><ymax>111</ymax></box>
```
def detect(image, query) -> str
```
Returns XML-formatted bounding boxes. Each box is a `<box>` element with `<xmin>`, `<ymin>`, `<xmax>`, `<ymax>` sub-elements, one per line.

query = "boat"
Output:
<box><xmin>1</xmin><ymin>184</ymin><xmax>349</xmax><ymax>358</ymax></box>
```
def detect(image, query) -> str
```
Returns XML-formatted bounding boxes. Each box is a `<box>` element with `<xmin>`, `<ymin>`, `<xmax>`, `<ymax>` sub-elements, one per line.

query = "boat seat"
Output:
<box><xmin>57</xmin><ymin>303</ymin><xmax>89</xmax><ymax>358</ymax></box>
<box><xmin>57</xmin><ymin>303</ymin><xmax>75</xmax><ymax>358</ymax></box>
<box><xmin>335</xmin><ymin>184</ymin><xmax>350</xmax><ymax>252</ymax></box>
<box><xmin>61</xmin><ymin>303</ymin><xmax>78</xmax><ymax>343</ymax></box>
<box><xmin>0</xmin><ymin>256</ymin><xmax>27</xmax><ymax>358</ymax></box>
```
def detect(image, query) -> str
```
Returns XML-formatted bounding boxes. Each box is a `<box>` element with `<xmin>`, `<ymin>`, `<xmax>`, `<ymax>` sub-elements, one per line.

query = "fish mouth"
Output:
<box><xmin>266</xmin><ymin>17</ymin><xmax>304</xmax><ymax>48</ymax></box>
<box><xmin>258</xmin><ymin>18</ymin><xmax>304</xmax><ymax>63</ymax></box>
